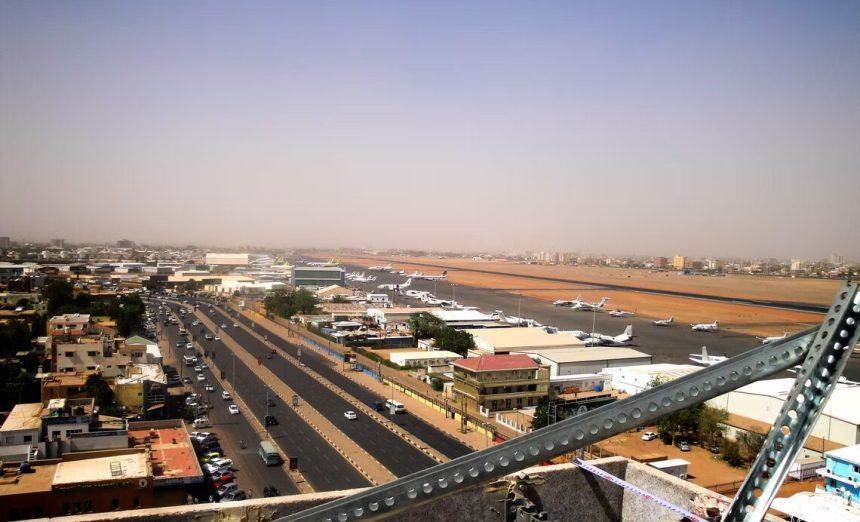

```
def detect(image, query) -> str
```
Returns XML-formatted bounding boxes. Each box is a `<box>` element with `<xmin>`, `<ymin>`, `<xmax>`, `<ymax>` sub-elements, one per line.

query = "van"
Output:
<box><xmin>183</xmin><ymin>355</ymin><xmax>195</xmax><ymax>366</ymax></box>
<box><xmin>192</xmin><ymin>417</ymin><xmax>210</xmax><ymax>428</ymax></box>
<box><xmin>371</xmin><ymin>400</ymin><xmax>385</xmax><ymax>412</ymax></box>
<box><xmin>259</xmin><ymin>441</ymin><xmax>280</xmax><ymax>466</ymax></box>
<box><xmin>385</xmin><ymin>399</ymin><xmax>406</xmax><ymax>414</ymax></box>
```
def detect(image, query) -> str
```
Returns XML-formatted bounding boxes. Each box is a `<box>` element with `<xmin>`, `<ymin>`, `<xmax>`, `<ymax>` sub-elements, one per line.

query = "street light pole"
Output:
<box><xmin>232</xmin><ymin>353</ymin><xmax>236</xmax><ymax>392</ymax></box>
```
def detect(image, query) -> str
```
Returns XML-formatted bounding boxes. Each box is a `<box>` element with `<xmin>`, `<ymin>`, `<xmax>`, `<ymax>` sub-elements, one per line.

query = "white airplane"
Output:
<box><xmin>653</xmin><ymin>316</ymin><xmax>674</xmax><ymax>326</ymax></box>
<box><xmin>442</xmin><ymin>301</ymin><xmax>479</xmax><ymax>311</ymax></box>
<box><xmin>492</xmin><ymin>310</ymin><xmax>542</xmax><ymax>327</ymax></box>
<box><xmin>418</xmin><ymin>271</ymin><xmax>448</xmax><ymax>281</ymax></box>
<box><xmin>689</xmin><ymin>346</ymin><xmax>727</xmax><ymax>366</ymax></box>
<box><xmin>572</xmin><ymin>297</ymin><xmax>609</xmax><ymax>312</ymax></box>
<box><xmin>404</xmin><ymin>290</ymin><xmax>431</xmax><ymax>299</ymax></box>
<box><xmin>583</xmin><ymin>325</ymin><xmax>634</xmax><ymax>346</ymax></box>
<box><xmin>542</xmin><ymin>325</ymin><xmax>590</xmax><ymax>340</ymax></box>
<box><xmin>608</xmin><ymin>308</ymin><xmax>635</xmax><ymax>318</ymax></box>
<box><xmin>351</xmin><ymin>273</ymin><xmax>377</xmax><ymax>283</ymax></box>
<box><xmin>378</xmin><ymin>278</ymin><xmax>411</xmax><ymax>291</ymax></box>
<box><xmin>405</xmin><ymin>271</ymin><xmax>423</xmax><ymax>278</ymax></box>
<box><xmin>369</xmin><ymin>263</ymin><xmax>393</xmax><ymax>272</ymax></box>
<box><xmin>758</xmin><ymin>332</ymin><xmax>788</xmax><ymax>344</ymax></box>
<box><xmin>691</xmin><ymin>320</ymin><xmax>719</xmax><ymax>332</ymax></box>
<box><xmin>553</xmin><ymin>295</ymin><xmax>582</xmax><ymax>307</ymax></box>
<box><xmin>307</xmin><ymin>258</ymin><xmax>340</xmax><ymax>267</ymax></box>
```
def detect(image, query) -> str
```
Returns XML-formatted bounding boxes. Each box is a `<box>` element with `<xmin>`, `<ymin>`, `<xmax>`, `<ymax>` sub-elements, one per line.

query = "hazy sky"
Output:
<box><xmin>2</xmin><ymin>1</ymin><xmax>859</xmax><ymax>259</ymax></box>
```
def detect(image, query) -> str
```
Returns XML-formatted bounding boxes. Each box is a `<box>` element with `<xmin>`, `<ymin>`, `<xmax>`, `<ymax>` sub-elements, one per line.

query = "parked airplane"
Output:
<box><xmin>369</xmin><ymin>263</ymin><xmax>393</xmax><ymax>272</ymax></box>
<box><xmin>608</xmin><ymin>308</ymin><xmax>635</xmax><ymax>318</ymax></box>
<box><xmin>492</xmin><ymin>310</ymin><xmax>542</xmax><ymax>328</ymax></box>
<box><xmin>691</xmin><ymin>320</ymin><xmax>719</xmax><ymax>332</ymax></box>
<box><xmin>542</xmin><ymin>325</ymin><xmax>590</xmax><ymax>340</ymax></box>
<box><xmin>378</xmin><ymin>278</ymin><xmax>411</xmax><ymax>291</ymax></box>
<box><xmin>653</xmin><ymin>316</ymin><xmax>674</xmax><ymax>326</ymax></box>
<box><xmin>572</xmin><ymin>297</ymin><xmax>609</xmax><ymax>312</ymax></box>
<box><xmin>442</xmin><ymin>301</ymin><xmax>479</xmax><ymax>311</ymax></box>
<box><xmin>308</xmin><ymin>258</ymin><xmax>340</xmax><ymax>267</ymax></box>
<box><xmin>583</xmin><ymin>325</ymin><xmax>634</xmax><ymax>346</ymax></box>
<box><xmin>405</xmin><ymin>271</ymin><xmax>423</xmax><ymax>278</ymax></box>
<box><xmin>553</xmin><ymin>295</ymin><xmax>582</xmax><ymax>307</ymax></box>
<box><xmin>418</xmin><ymin>271</ymin><xmax>448</xmax><ymax>281</ymax></box>
<box><xmin>758</xmin><ymin>332</ymin><xmax>788</xmax><ymax>344</ymax></box>
<box><xmin>689</xmin><ymin>346</ymin><xmax>727</xmax><ymax>366</ymax></box>
<box><xmin>404</xmin><ymin>290</ymin><xmax>431</xmax><ymax>299</ymax></box>
<box><xmin>351</xmin><ymin>273</ymin><xmax>377</xmax><ymax>283</ymax></box>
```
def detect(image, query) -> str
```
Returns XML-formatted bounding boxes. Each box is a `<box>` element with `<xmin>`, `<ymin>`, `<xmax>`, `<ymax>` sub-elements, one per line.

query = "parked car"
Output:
<box><xmin>216</xmin><ymin>482</ymin><xmax>239</xmax><ymax>497</ymax></box>
<box><xmin>212</xmin><ymin>475</ymin><xmax>234</xmax><ymax>488</ymax></box>
<box><xmin>221</xmin><ymin>391</ymin><xmax>232</xmax><ymax>400</ymax></box>
<box><xmin>219</xmin><ymin>490</ymin><xmax>247</xmax><ymax>503</ymax></box>
<box><xmin>344</xmin><ymin>411</ymin><xmax>358</xmax><ymax>420</ymax></box>
<box><xmin>641</xmin><ymin>431</ymin><xmax>658</xmax><ymax>441</ymax></box>
<box><xmin>228</xmin><ymin>404</ymin><xmax>240</xmax><ymax>415</ymax></box>
<box><xmin>676</xmin><ymin>441</ymin><xmax>690</xmax><ymax>452</ymax></box>
<box><xmin>210</xmin><ymin>468</ymin><xmax>233</xmax><ymax>480</ymax></box>
<box><xmin>192</xmin><ymin>417</ymin><xmax>210</xmax><ymax>428</ymax></box>
<box><xmin>200</xmin><ymin>452</ymin><xmax>222</xmax><ymax>463</ymax></box>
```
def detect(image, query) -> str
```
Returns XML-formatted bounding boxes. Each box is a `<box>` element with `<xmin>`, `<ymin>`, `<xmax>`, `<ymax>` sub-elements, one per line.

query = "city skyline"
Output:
<box><xmin>2</xmin><ymin>2</ymin><xmax>859</xmax><ymax>259</ymax></box>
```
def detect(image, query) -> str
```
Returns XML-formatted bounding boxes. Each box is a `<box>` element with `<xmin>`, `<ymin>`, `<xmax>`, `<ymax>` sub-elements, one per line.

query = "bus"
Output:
<box><xmin>385</xmin><ymin>399</ymin><xmax>406</xmax><ymax>414</ymax></box>
<box><xmin>258</xmin><ymin>441</ymin><xmax>280</xmax><ymax>466</ymax></box>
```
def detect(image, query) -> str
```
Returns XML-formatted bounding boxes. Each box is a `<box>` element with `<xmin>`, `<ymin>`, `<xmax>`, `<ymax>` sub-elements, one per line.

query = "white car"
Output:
<box><xmin>221</xmin><ymin>324</ymin><xmax>227</xmax><ymax>329</ymax></box>
<box><xmin>641</xmin><ymin>431</ymin><xmax>658</xmax><ymax>441</ymax></box>
<box><xmin>194</xmin><ymin>365</ymin><xmax>203</xmax><ymax>373</ymax></box>
<box><xmin>214</xmin><ymin>335</ymin><xmax>221</xmax><ymax>341</ymax></box>
<box><xmin>344</xmin><ymin>411</ymin><xmax>358</xmax><ymax>420</ymax></box>
<box><xmin>228</xmin><ymin>404</ymin><xmax>240</xmax><ymax>415</ymax></box>
<box><xmin>221</xmin><ymin>391</ymin><xmax>232</xmax><ymax>401</ymax></box>
<box><xmin>197</xmin><ymin>374</ymin><xmax>206</xmax><ymax>382</ymax></box>
<box><xmin>186</xmin><ymin>343</ymin><xmax>194</xmax><ymax>350</ymax></box>
<box><xmin>233</xmin><ymin>323</ymin><xmax>239</xmax><ymax>327</ymax></box>
<box><xmin>204</xmin><ymin>384</ymin><xmax>215</xmax><ymax>392</ymax></box>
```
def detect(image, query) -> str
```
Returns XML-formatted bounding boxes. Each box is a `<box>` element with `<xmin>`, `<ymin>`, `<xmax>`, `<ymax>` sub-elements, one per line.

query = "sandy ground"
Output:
<box><xmin>329</xmin><ymin>255</ymin><xmax>827</xmax><ymax>336</ymax></box>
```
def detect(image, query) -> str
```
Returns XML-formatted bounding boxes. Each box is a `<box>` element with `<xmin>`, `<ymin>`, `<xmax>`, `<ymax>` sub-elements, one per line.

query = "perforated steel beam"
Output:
<box><xmin>278</xmin><ymin>283</ymin><xmax>857</xmax><ymax>522</ymax></box>
<box><xmin>723</xmin><ymin>282</ymin><xmax>860</xmax><ymax>521</ymax></box>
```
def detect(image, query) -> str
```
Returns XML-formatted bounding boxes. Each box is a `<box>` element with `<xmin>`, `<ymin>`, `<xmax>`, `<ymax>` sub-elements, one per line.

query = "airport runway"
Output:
<box><xmin>348</xmin><ymin>266</ymin><xmax>860</xmax><ymax>382</ymax></box>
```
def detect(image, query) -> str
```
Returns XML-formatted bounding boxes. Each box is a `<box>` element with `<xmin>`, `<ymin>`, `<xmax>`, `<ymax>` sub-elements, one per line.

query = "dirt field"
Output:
<box><xmin>328</xmin><ymin>254</ymin><xmax>828</xmax><ymax>336</ymax></box>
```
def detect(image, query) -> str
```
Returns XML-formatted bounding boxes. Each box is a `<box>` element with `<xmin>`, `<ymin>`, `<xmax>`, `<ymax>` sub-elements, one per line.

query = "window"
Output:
<box><xmin>83</xmin><ymin>500</ymin><xmax>92</xmax><ymax>513</ymax></box>
<box><xmin>23</xmin><ymin>435</ymin><xmax>32</xmax><ymax>442</ymax></box>
<box><xmin>62</xmin><ymin>503</ymin><xmax>71</xmax><ymax>515</ymax></box>
<box><xmin>854</xmin><ymin>465</ymin><xmax>860</xmax><ymax>474</ymax></box>
<box><xmin>133</xmin><ymin>497</ymin><xmax>140</xmax><ymax>508</ymax></box>
<box><xmin>65</xmin><ymin>352</ymin><xmax>74</xmax><ymax>357</ymax></box>
<box><xmin>87</xmin><ymin>351</ymin><xmax>98</xmax><ymax>356</ymax></box>
<box><xmin>112</xmin><ymin>498</ymin><xmax>120</xmax><ymax>510</ymax></box>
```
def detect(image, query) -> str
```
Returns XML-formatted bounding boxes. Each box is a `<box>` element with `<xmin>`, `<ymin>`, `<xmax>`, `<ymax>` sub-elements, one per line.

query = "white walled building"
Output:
<box><xmin>389</xmin><ymin>350</ymin><xmax>463</xmax><ymax>369</ymax></box>
<box><xmin>600</xmin><ymin>364</ymin><xmax>703</xmax><ymax>395</ymax></box>
<box><xmin>205</xmin><ymin>253</ymin><xmax>251</xmax><ymax>266</ymax></box>
<box><xmin>514</xmin><ymin>346</ymin><xmax>652</xmax><ymax>377</ymax></box>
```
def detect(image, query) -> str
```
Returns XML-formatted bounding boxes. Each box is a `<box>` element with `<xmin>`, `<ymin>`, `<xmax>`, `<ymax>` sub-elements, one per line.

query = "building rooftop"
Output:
<box><xmin>600</xmin><ymin>363</ymin><xmax>702</xmax><ymax>380</ymax></box>
<box><xmin>125</xmin><ymin>335</ymin><xmax>156</xmax><ymax>346</ymax></box>
<box><xmin>649</xmin><ymin>458</ymin><xmax>690</xmax><ymax>468</ymax></box>
<box><xmin>0</xmin><ymin>462</ymin><xmax>57</xmax><ymax>497</ymax></box>
<box><xmin>431</xmin><ymin>310</ymin><xmax>495</xmax><ymax>322</ymax></box>
<box><xmin>521</xmin><ymin>346</ymin><xmax>651</xmax><ymax>364</ymax></box>
<box><xmin>367</xmin><ymin>306</ymin><xmax>437</xmax><ymax>316</ymax></box>
<box><xmin>825</xmin><ymin>443</ymin><xmax>860</xmax><ymax>466</ymax></box>
<box><xmin>772</xmin><ymin>491</ymin><xmax>860</xmax><ymax>522</ymax></box>
<box><xmin>466</xmin><ymin>327</ymin><xmax>586</xmax><ymax>352</ymax></box>
<box><xmin>455</xmin><ymin>354</ymin><xmax>539</xmax><ymax>372</ymax></box>
<box><xmin>390</xmin><ymin>350</ymin><xmax>462</xmax><ymax>360</ymax></box>
<box><xmin>53</xmin><ymin>450</ymin><xmax>150</xmax><ymax>487</ymax></box>
<box><xmin>0</xmin><ymin>403</ymin><xmax>44</xmax><ymax>432</ymax></box>
<box><xmin>128</xmin><ymin>422</ymin><xmax>202</xmax><ymax>485</ymax></box>
<box><xmin>117</xmin><ymin>363</ymin><xmax>166</xmax><ymax>384</ymax></box>
<box><xmin>49</xmin><ymin>313</ymin><xmax>90</xmax><ymax>324</ymax></box>
<box><xmin>734</xmin><ymin>378</ymin><xmax>860</xmax><ymax>425</ymax></box>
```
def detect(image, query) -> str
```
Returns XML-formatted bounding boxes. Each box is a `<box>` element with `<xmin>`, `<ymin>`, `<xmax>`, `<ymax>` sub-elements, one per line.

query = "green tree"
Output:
<box><xmin>434</xmin><ymin>328</ymin><xmax>475</xmax><ymax>356</ymax></box>
<box><xmin>0</xmin><ymin>321</ymin><xmax>33</xmax><ymax>357</ymax></box>
<box><xmin>85</xmin><ymin>373</ymin><xmax>115</xmax><ymax>409</ymax></box>
<box><xmin>264</xmin><ymin>289</ymin><xmax>318</xmax><ymax>318</ymax></box>
<box><xmin>408</xmin><ymin>312</ymin><xmax>445</xmax><ymax>339</ymax></box>
<box><xmin>331</xmin><ymin>295</ymin><xmax>348</xmax><ymax>304</ymax></box>
<box><xmin>42</xmin><ymin>280</ymin><xmax>74</xmax><ymax>315</ymax></box>
<box><xmin>430</xmin><ymin>377</ymin><xmax>443</xmax><ymax>392</ymax></box>
<box><xmin>530</xmin><ymin>401</ymin><xmax>551</xmax><ymax>431</ymax></box>
<box><xmin>721</xmin><ymin>439</ymin><xmax>744</xmax><ymax>467</ymax></box>
<box><xmin>738</xmin><ymin>429</ymin><xmax>766</xmax><ymax>462</ymax></box>
<box><xmin>698</xmin><ymin>406</ymin><xmax>729</xmax><ymax>446</ymax></box>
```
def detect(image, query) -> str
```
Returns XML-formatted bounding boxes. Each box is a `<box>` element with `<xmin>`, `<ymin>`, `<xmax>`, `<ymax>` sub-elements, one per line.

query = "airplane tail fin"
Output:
<box><xmin>597</xmin><ymin>297</ymin><xmax>608</xmax><ymax>308</ymax></box>
<box><xmin>713</xmin><ymin>321</ymin><xmax>719</xmax><ymax>327</ymax></box>
<box><xmin>623</xmin><ymin>325</ymin><xmax>633</xmax><ymax>338</ymax></box>
<box><xmin>668</xmin><ymin>316</ymin><xmax>673</xmax><ymax>323</ymax></box>
<box><xmin>701</xmin><ymin>346</ymin><xmax>709</xmax><ymax>362</ymax></box>
<box><xmin>442</xmin><ymin>271</ymin><xmax>448</xmax><ymax>277</ymax></box>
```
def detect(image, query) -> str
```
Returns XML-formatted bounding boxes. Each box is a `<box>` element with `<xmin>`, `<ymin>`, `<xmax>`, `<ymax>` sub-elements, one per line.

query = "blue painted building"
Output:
<box><xmin>819</xmin><ymin>444</ymin><xmax>860</xmax><ymax>502</ymax></box>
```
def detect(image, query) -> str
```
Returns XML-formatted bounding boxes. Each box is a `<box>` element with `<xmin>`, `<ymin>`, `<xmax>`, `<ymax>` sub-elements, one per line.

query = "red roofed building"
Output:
<box><xmin>453</xmin><ymin>355</ymin><xmax>549</xmax><ymax>415</ymax></box>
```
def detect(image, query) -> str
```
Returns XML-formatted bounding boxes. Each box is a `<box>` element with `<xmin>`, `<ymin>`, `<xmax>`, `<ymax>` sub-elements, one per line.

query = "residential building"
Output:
<box><xmin>0</xmin><ymin>236</ymin><xmax>9</xmax><ymax>248</ymax></box>
<box><xmin>672</xmin><ymin>255</ymin><xmax>687</xmax><ymax>270</ymax></box>
<box><xmin>48</xmin><ymin>313</ymin><xmax>91</xmax><ymax>338</ymax></box>
<box><xmin>388</xmin><ymin>350</ymin><xmax>463</xmax><ymax>369</ymax></box>
<box><xmin>653</xmin><ymin>257</ymin><xmax>669</xmax><ymax>269</ymax></box>
<box><xmin>453</xmin><ymin>354</ymin><xmax>549</xmax><ymax>415</ymax></box>
<box><xmin>115</xmin><ymin>364</ymin><xmax>167</xmax><ymax>417</ymax></box>
<box><xmin>51</xmin><ymin>337</ymin><xmax>131</xmax><ymax>378</ymax></box>
<box><xmin>818</xmin><ymin>444</ymin><xmax>860</xmax><ymax>503</ymax></box>
<box><xmin>50</xmin><ymin>238</ymin><xmax>65</xmax><ymax>248</ymax></box>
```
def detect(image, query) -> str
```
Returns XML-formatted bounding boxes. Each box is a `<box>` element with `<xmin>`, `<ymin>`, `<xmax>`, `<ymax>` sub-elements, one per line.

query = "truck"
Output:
<box><xmin>259</xmin><ymin>440</ymin><xmax>280</xmax><ymax>466</ymax></box>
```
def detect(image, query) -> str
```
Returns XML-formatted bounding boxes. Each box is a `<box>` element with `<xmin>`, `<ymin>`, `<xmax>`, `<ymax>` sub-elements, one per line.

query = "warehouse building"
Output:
<box><xmin>291</xmin><ymin>266</ymin><xmax>345</xmax><ymax>288</ymax></box>
<box><xmin>204</xmin><ymin>253</ymin><xmax>251</xmax><ymax>266</ymax></box>
<box><xmin>516</xmin><ymin>346</ymin><xmax>652</xmax><ymax>377</ymax></box>
<box><xmin>600</xmin><ymin>364</ymin><xmax>703</xmax><ymax>395</ymax></box>
<box><xmin>465</xmin><ymin>327</ymin><xmax>585</xmax><ymax>357</ymax></box>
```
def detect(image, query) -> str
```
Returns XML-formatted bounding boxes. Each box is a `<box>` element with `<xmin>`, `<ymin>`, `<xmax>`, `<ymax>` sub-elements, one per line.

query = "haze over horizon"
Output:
<box><xmin>2</xmin><ymin>2</ymin><xmax>859</xmax><ymax>260</ymax></box>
